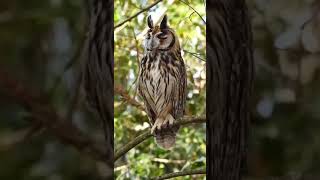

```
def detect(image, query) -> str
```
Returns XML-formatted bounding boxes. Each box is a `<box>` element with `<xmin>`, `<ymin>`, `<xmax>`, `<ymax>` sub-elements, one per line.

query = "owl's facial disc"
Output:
<box><xmin>144</xmin><ymin>15</ymin><xmax>175</xmax><ymax>51</ymax></box>
<box><xmin>144</xmin><ymin>29</ymin><xmax>175</xmax><ymax>51</ymax></box>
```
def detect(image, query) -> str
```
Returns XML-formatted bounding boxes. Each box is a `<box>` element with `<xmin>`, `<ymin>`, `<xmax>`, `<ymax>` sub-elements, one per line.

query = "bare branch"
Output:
<box><xmin>114</xmin><ymin>129</ymin><xmax>151</xmax><ymax>161</ymax></box>
<box><xmin>114</xmin><ymin>115</ymin><xmax>205</xmax><ymax>161</ymax></box>
<box><xmin>127</xmin><ymin>26</ymin><xmax>141</xmax><ymax>95</ymax></box>
<box><xmin>151</xmin><ymin>168</ymin><xmax>206</xmax><ymax>180</ymax></box>
<box><xmin>114</xmin><ymin>84</ymin><xmax>145</xmax><ymax>111</ymax></box>
<box><xmin>114</xmin><ymin>0</ymin><xmax>164</xmax><ymax>29</ymax></box>
<box><xmin>178</xmin><ymin>0</ymin><xmax>206</xmax><ymax>24</ymax></box>
<box><xmin>183</xmin><ymin>49</ymin><xmax>205</xmax><ymax>62</ymax></box>
<box><xmin>152</xmin><ymin>158</ymin><xmax>186</xmax><ymax>164</ymax></box>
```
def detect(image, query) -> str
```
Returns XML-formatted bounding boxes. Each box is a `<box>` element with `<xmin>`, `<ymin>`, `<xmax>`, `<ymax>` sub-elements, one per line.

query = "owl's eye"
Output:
<box><xmin>157</xmin><ymin>33</ymin><xmax>167</xmax><ymax>39</ymax></box>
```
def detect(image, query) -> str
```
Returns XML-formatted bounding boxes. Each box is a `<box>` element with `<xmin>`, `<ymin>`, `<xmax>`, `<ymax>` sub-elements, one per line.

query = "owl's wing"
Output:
<box><xmin>172</xmin><ymin>57</ymin><xmax>187</xmax><ymax>119</ymax></box>
<box><xmin>137</xmin><ymin>75</ymin><xmax>157</xmax><ymax>125</ymax></box>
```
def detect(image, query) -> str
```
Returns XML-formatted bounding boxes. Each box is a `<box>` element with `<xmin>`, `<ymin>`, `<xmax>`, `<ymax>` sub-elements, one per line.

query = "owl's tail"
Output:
<box><xmin>155</xmin><ymin>130</ymin><xmax>177</xmax><ymax>150</ymax></box>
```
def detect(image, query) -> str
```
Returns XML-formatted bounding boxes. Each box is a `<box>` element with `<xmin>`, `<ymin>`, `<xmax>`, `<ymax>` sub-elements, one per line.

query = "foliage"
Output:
<box><xmin>114</xmin><ymin>0</ymin><xmax>206</xmax><ymax>179</ymax></box>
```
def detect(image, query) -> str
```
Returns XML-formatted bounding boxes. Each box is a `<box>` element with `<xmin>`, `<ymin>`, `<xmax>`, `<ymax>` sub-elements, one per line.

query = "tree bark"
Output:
<box><xmin>82</xmin><ymin>0</ymin><xmax>114</xmax><ymax>175</ymax></box>
<box><xmin>207</xmin><ymin>0</ymin><xmax>254</xmax><ymax>179</ymax></box>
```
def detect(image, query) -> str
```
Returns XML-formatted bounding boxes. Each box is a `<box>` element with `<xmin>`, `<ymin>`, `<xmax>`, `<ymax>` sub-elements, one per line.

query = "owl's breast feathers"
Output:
<box><xmin>138</xmin><ymin>51</ymin><xmax>187</xmax><ymax>124</ymax></box>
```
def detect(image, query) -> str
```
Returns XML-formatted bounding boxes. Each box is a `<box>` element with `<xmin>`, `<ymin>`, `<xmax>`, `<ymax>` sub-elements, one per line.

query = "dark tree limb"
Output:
<box><xmin>114</xmin><ymin>0</ymin><xmax>164</xmax><ymax>29</ymax></box>
<box><xmin>114</xmin><ymin>115</ymin><xmax>205</xmax><ymax>161</ymax></box>
<box><xmin>0</xmin><ymin>69</ymin><xmax>108</xmax><ymax>163</ymax></box>
<box><xmin>151</xmin><ymin>168</ymin><xmax>206</xmax><ymax>180</ymax></box>
<box><xmin>207</xmin><ymin>0</ymin><xmax>254</xmax><ymax>179</ymax></box>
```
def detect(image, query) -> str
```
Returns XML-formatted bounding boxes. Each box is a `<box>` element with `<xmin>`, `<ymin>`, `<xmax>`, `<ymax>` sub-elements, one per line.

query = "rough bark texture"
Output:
<box><xmin>82</xmin><ymin>0</ymin><xmax>114</xmax><ymax>174</ymax></box>
<box><xmin>207</xmin><ymin>0</ymin><xmax>254</xmax><ymax>179</ymax></box>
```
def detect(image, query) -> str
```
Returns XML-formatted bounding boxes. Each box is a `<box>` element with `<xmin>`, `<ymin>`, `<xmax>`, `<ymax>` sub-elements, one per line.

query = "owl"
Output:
<box><xmin>137</xmin><ymin>15</ymin><xmax>187</xmax><ymax>149</ymax></box>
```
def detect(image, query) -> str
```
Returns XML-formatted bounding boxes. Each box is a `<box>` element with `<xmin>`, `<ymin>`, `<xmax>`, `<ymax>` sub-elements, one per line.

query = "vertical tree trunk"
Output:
<box><xmin>82</xmin><ymin>0</ymin><xmax>114</xmax><ymax>176</ymax></box>
<box><xmin>207</xmin><ymin>0</ymin><xmax>254</xmax><ymax>179</ymax></box>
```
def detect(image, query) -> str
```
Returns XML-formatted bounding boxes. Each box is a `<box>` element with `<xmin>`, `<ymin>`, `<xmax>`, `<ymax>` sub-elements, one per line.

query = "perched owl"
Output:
<box><xmin>137</xmin><ymin>15</ymin><xmax>187</xmax><ymax>149</ymax></box>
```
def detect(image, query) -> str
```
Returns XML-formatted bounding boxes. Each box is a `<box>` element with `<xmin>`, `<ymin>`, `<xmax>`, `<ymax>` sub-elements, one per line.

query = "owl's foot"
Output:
<box><xmin>150</xmin><ymin>114</ymin><xmax>175</xmax><ymax>134</ymax></box>
<box><xmin>151</xmin><ymin>118</ymin><xmax>164</xmax><ymax>134</ymax></box>
<box><xmin>163</xmin><ymin>114</ymin><xmax>174</xmax><ymax>126</ymax></box>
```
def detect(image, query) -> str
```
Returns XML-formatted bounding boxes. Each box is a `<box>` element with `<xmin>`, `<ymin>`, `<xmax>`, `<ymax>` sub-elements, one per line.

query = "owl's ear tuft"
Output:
<box><xmin>147</xmin><ymin>15</ymin><xmax>153</xmax><ymax>28</ymax></box>
<box><xmin>160</xmin><ymin>15</ymin><xmax>168</xmax><ymax>29</ymax></box>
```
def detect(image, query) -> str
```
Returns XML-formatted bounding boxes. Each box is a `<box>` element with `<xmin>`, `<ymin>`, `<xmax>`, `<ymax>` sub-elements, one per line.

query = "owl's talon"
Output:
<box><xmin>167</xmin><ymin>114</ymin><xmax>175</xmax><ymax>125</ymax></box>
<box><xmin>151</xmin><ymin>124</ymin><xmax>157</xmax><ymax>134</ymax></box>
<box><xmin>151</xmin><ymin>115</ymin><xmax>175</xmax><ymax>133</ymax></box>
<box><xmin>151</xmin><ymin>118</ymin><xmax>164</xmax><ymax>133</ymax></box>
<box><xmin>162</xmin><ymin>119</ymin><xmax>169</xmax><ymax>127</ymax></box>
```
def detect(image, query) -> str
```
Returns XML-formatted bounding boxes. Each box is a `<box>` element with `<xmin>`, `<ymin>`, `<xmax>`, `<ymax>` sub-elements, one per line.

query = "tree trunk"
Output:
<box><xmin>82</xmin><ymin>0</ymin><xmax>114</xmax><ymax>175</ymax></box>
<box><xmin>207</xmin><ymin>0</ymin><xmax>254</xmax><ymax>179</ymax></box>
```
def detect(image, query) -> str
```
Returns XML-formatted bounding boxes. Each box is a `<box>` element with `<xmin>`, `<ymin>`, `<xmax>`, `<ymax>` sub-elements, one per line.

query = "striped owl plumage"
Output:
<box><xmin>138</xmin><ymin>15</ymin><xmax>187</xmax><ymax>149</ymax></box>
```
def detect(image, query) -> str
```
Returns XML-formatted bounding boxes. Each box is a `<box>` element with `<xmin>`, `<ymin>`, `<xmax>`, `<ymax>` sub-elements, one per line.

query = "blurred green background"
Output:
<box><xmin>247</xmin><ymin>0</ymin><xmax>320</xmax><ymax>177</ymax></box>
<box><xmin>0</xmin><ymin>0</ymin><xmax>320</xmax><ymax>179</ymax></box>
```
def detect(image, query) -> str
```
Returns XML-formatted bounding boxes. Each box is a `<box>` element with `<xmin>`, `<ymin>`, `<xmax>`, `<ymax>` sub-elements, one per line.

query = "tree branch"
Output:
<box><xmin>114</xmin><ymin>84</ymin><xmax>145</xmax><ymax>111</ymax></box>
<box><xmin>114</xmin><ymin>115</ymin><xmax>205</xmax><ymax>161</ymax></box>
<box><xmin>151</xmin><ymin>168</ymin><xmax>206</xmax><ymax>180</ymax></box>
<box><xmin>114</xmin><ymin>0</ymin><xmax>164</xmax><ymax>29</ymax></box>
<box><xmin>183</xmin><ymin>49</ymin><xmax>205</xmax><ymax>62</ymax></box>
<box><xmin>0</xmin><ymin>69</ymin><xmax>109</xmax><ymax>164</ymax></box>
<box><xmin>178</xmin><ymin>0</ymin><xmax>206</xmax><ymax>24</ymax></box>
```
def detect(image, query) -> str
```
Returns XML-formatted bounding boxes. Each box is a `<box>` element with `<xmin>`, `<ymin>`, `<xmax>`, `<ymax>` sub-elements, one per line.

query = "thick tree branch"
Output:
<box><xmin>114</xmin><ymin>0</ymin><xmax>164</xmax><ymax>29</ymax></box>
<box><xmin>114</xmin><ymin>115</ymin><xmax>205</xmax><ymax>161</ymax></box>
<box><xmin>114</xmin><ymin>129</ymin><xmax>151</xmax><ymax>161</ymax></box>
<box><xmin>0</xmin><ymin>69</ymin><xmax>108</xmax><ymax>163</ymax></box>
<box><xmin>151</xmin><ymin>168</ymin><xmax>206</xmax><ymax>180</ymax></box>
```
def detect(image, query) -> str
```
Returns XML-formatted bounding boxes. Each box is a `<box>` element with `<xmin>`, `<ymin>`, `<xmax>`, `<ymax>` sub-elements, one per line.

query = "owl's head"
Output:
<box><xmin>144</xmin><ymin>15</ymin><xmax>180</xmax><ymax>52</ymax></box>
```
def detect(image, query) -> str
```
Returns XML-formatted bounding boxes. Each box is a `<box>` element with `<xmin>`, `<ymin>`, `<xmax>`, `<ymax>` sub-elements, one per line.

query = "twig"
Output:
<box><xmin>128</xmin><ymin>26</ymin><xmax>140</xmax><ymax>95</ymax></box>
<box><xmin>183</xmin><ymin>49</ymin><xmax>205</xmax><ymax>62</ymax></box>
<box><xmin>114</xmin><ymin>115</ymin><xmax>205</xmax><ymax>161</ymax></box>
<box><xmin>152</xmin><ymin>158</ymin><xmax>186</xmax><ymax>164</ymax></box>
<box><xmin>178</xmin><ymin>0</ymin><xmax>206</xmax><ymax>24</ymax></box>
<box><xmin>151</xmin><ymin>168</ymin><xmax>206</xmax><ymax>180</ymax></box>
<box><xmin>114</xmin><ymin>0</ymin><xmax>164</xmax><ymax>29</ymax></box>
<box><xmin>114</xmin><ymin>84</ymin><xmax>145</xmax><ymax>111</ymax></box>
